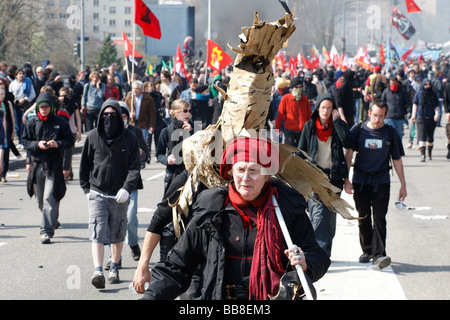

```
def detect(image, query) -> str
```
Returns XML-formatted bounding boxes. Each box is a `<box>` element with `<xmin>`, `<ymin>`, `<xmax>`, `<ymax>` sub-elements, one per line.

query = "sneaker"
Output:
<box><xmin>91</xmin><ymin>270</ymin><xmax>105</xmax><ymax>289</ymax></box>
<box><xmin>40</xmin><ymin>234</ymin><xmax>51</xmax><ymax>244</ymax></box>
<box><xmin>359</xmin><ymin>253</ymin><xmax>371</xmax><ymax>263</ymax></box>
<box><xmin>130</xmin><ymin>244</ymin><xmax>141</xmax><ymax>261</ymax></box>
<box><xmin>108</xmin><ymin>268</ymin><xmax>120</xmax><ymax>284</ymax></box>
<box><xmin>372</xmin><ymin>256</ymin><xmax>391</xmax><ymax>269</ymax></box>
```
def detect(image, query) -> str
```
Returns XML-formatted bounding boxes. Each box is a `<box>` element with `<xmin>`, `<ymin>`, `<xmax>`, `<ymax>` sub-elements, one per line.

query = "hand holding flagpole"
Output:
<box><xmin>272</xmin><ymin>195</ymin><xmax>314</xmax><ymax>300</ymax></box>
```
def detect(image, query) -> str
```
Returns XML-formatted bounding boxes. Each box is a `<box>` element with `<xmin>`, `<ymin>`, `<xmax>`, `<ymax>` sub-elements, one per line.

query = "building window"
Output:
<box><xmin>125</xmin><ymin>7</ymin><xmax>132</xmax><ymax>14</ymax></box>
<box><xmin>110</xmin><ymin>20</ymin><xmax>116</xmax><ymax>27</ymax></box>
<box><xmin>93</xmin><ymin>0</ymin><xmax>99</xmax><ymax>7</ymax></box>
<box><xmin>125</xmin><ymin>20</ymin><xmax>131</xmax><ymax>26</ymax></box>
<box><xmin>93</xmin><ymin>26</ymin><xmax>99</xmax><ymax>32</ymax></box>
<box><xmin>110</xmin><ymin>7</ymin><xmax>116</xmax><ymax>14</ymax></box>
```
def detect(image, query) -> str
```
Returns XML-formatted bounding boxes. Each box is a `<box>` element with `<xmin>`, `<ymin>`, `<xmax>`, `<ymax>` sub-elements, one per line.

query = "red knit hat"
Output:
<box><xmin>220</xmin><ymin>137</ymin><xmax>280</xmax><ymax>179</ymax></box>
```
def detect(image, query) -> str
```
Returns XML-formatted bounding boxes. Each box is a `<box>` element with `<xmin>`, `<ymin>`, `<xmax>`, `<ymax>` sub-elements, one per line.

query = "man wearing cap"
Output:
<box><xmin>23</xmin><ymin>92</ymin><xmax>74</xmax><ymax>244</ymax></box>
<box><xmin>275</xmin><ymin>76</ymin><xmax>312</xmax><ymax>147</ymax></box>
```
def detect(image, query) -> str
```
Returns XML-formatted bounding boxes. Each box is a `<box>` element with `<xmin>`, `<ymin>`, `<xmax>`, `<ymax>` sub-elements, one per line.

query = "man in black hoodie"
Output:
<box><xmin>23</xmin><ymin>92</ymin><xmax>74</xmax><ymax>244</ymax></box>
<box><xmin>79</xmin><ymin>98</ymin><xmax>140</xmax><ymax>289</ymax></box>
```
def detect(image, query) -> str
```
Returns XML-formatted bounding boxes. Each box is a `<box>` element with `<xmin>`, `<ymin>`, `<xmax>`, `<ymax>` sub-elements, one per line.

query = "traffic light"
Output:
<box><xmin>74</xmin><ymin>43</ymin><xmax>80</xmax><ymax>57</ymax></box>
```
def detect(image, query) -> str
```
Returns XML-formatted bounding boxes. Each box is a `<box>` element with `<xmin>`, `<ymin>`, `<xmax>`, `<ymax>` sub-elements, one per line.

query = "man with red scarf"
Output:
<box><xmin>143</xmin><ymin>137</ymin><xmax>329</xmax><ymax>300</ymax></box>
<box><xmin>298</xmin><ymin>93</ymin><xmax>354</xmax><ymax>257</ymax></box>
<box><xmin>23</xmin><ymin>92</ymin><xmax>74</xmax><ymax>244</ymax></box>
<box><xmin>381</xmin><ymin>77</ymin><xmax>411</xmax><ymax>138</ymax></box>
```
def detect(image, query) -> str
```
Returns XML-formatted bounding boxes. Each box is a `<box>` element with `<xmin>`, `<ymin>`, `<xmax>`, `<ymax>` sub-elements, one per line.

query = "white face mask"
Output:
<box><xmin>123</xmin><ymin>119</ymin><xmax>129</xmax><ymax>128</ymax></box>
<box><xmin>292</xmin><ymin>87</ymin><xmax>302</xmax><ymax>100</ymax></box>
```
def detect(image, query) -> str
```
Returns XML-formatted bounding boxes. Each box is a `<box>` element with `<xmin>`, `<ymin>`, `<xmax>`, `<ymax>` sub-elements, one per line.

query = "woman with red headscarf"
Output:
<box><xmin>143</xmin><ymin>137</ymin><xmax>330</xmax><ymax>300</ymax></box>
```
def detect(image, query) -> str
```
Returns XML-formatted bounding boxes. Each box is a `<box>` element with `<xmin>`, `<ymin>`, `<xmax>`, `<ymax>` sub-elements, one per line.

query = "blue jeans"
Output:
<box><xmin>14</xmin><ymin>106</ymin><xmax>24</xmax><ymax>144</ymax></box>
<box><xmin>308</xmin><ymin>197</ymin><xmax>336</xmax><ymax>258</ymax></box>
<box><xmin>126</xmin><ymin>190</ymin><xmax>139</xmax><ymax>246</ymax></box>
<box><xmin>141</xmin><ymin>129</ymin><xmax>152</xmax><ymax>162</ymax></box>
<box><xmin>384</xmin><ymin>118</ymin><xmax>404</xmax><ymax>138</ymax></box>
<box><xmin>86</xmin><ymin>108</ymin><xmax>99</xmax><ymax>132</ymax></box>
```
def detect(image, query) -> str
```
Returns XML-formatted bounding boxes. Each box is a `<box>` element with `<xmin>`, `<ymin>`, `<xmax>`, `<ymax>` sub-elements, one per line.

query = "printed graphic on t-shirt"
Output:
<box><xmin>364</xmin><ymin>139</ymin><xmax>383</xmax><ymax>149</ymax></box>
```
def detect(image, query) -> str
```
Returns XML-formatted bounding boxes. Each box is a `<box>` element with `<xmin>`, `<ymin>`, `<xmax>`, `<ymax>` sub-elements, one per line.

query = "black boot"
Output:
<box><xmin>427</xmin><ymin>146</ymin><xmax>433</xmax><ymax>161</ymax></box>
<box><xmin>447</xmin><ymin>144</ymin><xmax>450</xmax><ymax>160</ymax></box>
<box><xmin>420</xmin><ymin>147</ymin><xmax>426</xmax><ymax>162</ymax></box>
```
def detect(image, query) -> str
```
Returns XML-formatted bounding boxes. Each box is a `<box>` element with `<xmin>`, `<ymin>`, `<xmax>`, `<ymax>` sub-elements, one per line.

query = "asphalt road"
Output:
<box><xmin>0</xmin><ymin>122</ymin><xmax>449</xmax><ymax>300</ymax></box>
<box><xmin>0</xmin><ymin>138</ymin><xmax>165</xmax><ymax>300</ymax></box>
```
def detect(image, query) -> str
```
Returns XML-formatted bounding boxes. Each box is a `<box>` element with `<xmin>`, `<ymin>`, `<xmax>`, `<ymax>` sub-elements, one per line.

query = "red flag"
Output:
<box><xmin>379</xmin><ymin>44</ymin><xmax>386</xmax><ymax>66</ymax></box>
<box><xmin>418</xmin><ymin>54</ymin><xmax>425</xmax><ymax>65</ymax></box>
<box><xmin>405</xmin><ymin>0</ymin><xmax>421</xmax><ymax>13</ymax></box>
<box><xmin>175</xmin><ymin>45</ymin><xmax>190</xmax><ymax>82</ymax></box>
<box><xmin>322</xmin><ymin>46</ymin><xmax>331</xmax><ymax>64</ymax></box>
<box><xmin>206</xmin><ymin>40</ymin><xmax>233</xmax><ymax>72</ymax></box>
<box><xmin>135</xmin><ymin>0</ymin><xmax>161</xmax><ymax>39</ymax></box>
<box><xmin>310</xmin><ymin>55</ymin><xmax>320</xmax><ymax>69</ymax></box>
<box><xmin>300</xmin><ymin>54</ymin><xmax>312</xmax><ymax>69</ymax></box>
<box><xmin>288</xmin><ymin>55</ymin><xmax>298</xmax><ymax>77</ymax></box>
<box><xmin>122</xmin><ymin>32</ymin><xmax>142</xmax><ymax>58</ymax></box>
<box><xmin>274</xmin><ymin>50</ymin><xmax>287</xmax><ymax>70</ymax></box>
<box><xmin>401</xmin><ymin>44</ymin><xmax>416</xmax><ymax>60</ymax></box>
<box><xmin>355</xmin><ymin>46</ymin><xmax>373</xmax><ymax>71</ymax></box>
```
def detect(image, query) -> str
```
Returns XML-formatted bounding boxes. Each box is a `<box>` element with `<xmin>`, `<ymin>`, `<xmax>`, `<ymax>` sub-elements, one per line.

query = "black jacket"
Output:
<box><xmin>444</xmin><ymin>82</ymin><xmax>450</xmax><ymax>113</ymax></box>
<box><xmin>79</xmin><ymin>99</ymin><xmax>141</xmax><ymax>196</ymax></box>
<box><xmin>328</xmin><ymin>70</ymin><xmax>355</xmax><ymax>121</ymax></box>
<box><xmin>381</xmin><ymin>86</ymin><xmax>411</xmax><ymax>119</ymax></box>
<box><xmin>146</xmin><ymin>180</ymin><xmax>330</xmax><ymax>300</ymax></box>
<box><xmin>23</xmin><ymin>92</ymin><xmax>74</xmax><ymax>201</ymax></box>
<box><xmin>126</xmin><ymin>124</ymin><xmax>148</xmax><ymax>190</ymax></box>
<box><xmin>298</xmin><ymin>93</ymin><xmax>354</xmax><ymax>183</ymax></box>
<box><xmin>156</xmin><ymin>119</ymin><xmax>194</xmax><ymax>190</ymax></box>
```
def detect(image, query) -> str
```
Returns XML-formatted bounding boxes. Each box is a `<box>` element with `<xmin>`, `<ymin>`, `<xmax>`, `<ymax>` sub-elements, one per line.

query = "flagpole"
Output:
<box><xmin>122</xmin><ymin>33</ymin><xmax>130</xmax><ymax>86</ymax></box>
<box><xmin>131</xmin><ymin>2</ymin><xmax>137</xmax><ymax>123</ymax></box>
<box><xmin>204</xmin><ymin>0</ymin><xmax>211</xmax><ymax>85</ymax></box>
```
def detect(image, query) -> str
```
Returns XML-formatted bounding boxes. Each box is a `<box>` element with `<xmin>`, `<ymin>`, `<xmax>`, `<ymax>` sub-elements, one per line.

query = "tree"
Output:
<box><xmin>0</xmin><ymin>0</ymin><xmax>44</xmax><ymax>64</ymax></box>
<box><xmin>96</xmin><ymin>34</ymin><xmax>119</xmax><ymax>68</ymax></box>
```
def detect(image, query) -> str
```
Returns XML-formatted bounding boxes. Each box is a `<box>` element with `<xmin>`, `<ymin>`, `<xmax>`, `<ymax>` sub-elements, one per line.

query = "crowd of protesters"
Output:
<box><xmin>1</xmin><ymin>50</ymin><xmax>449</xmax><ymax>299</ymax></box>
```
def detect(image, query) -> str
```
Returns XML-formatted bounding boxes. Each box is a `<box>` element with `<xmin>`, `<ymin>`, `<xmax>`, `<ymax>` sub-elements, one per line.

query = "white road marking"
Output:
<box><xmin>145</xmin><ymin>171</ymin><xmax>165</xmax><ymax>181</ymax></box>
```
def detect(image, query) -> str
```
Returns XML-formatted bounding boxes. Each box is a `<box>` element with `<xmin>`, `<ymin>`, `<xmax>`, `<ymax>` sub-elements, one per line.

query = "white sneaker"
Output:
<box><xmin>108</xmin><ymin>268</ymin><xmax>120</xmax><ymax>284</ymax></box>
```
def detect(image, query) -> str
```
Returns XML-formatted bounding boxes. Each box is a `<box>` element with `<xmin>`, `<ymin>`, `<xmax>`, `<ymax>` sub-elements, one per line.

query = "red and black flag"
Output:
<box><xmin>135</xmin><ymin>0</ymin><xmax>161</xmax><ymax>39</ymax></box>
<box><xmin>123</xmin><ymin>32</ymin><xmax>145</xmax><ymax>78</ymax></box>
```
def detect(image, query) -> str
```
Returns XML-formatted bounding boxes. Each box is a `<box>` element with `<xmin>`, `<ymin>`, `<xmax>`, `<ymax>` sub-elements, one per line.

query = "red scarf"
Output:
<box><xmin>316</xmin><ymin>118</ymin><xmax>333</xmax><ymax>142</ymax></box>
<box><xmin>336</xmin><ymin>80</ymin><xmax>344</xmax><ymax>89</ymax></box>
<box><xmin>38</xmin><ymin>112</ymin><xmax>50</xmax><ymax>122</ymax></box>
<box><xmin>227</xmin><ymin>182</ymin><xmax>286</xmax><ymax>300</ymax></box>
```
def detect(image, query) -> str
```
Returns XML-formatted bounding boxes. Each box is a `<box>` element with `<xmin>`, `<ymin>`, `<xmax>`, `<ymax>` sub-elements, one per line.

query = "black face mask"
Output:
<box><xmin>103</xmin><ymin>114</ymin><xmax>120</xmax><ymax>139</ymax></box>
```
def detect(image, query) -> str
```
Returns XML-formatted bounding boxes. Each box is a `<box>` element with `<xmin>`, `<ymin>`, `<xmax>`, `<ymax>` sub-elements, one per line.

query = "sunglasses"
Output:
<box><xmin>181</xmin><ymin>109</ymin><xmax>191</xmax><ymax>113</ymax></box>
